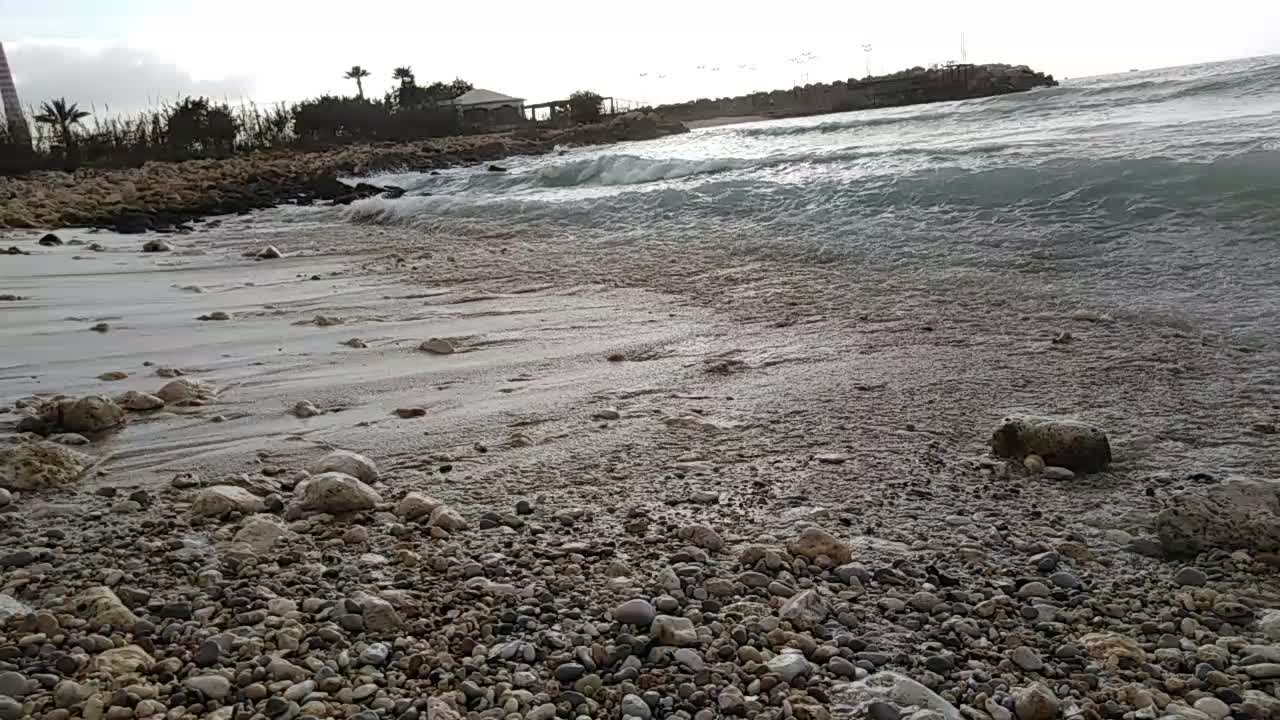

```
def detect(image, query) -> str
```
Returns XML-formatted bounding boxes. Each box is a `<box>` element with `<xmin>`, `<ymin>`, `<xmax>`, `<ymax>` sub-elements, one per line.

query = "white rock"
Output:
<box><xmin>0</xmin><ymin>488</ymin><xmax>10</xmax><ymax>507</ymax></box>
<box><xmin>299</xmin><ymin>472</ymin><xmax>381</xmax><ymax>513</ymax></box>
<box><xmin>0</xmin><ymin>594</ymin><xmax>32</xmax><ymax>619</ymax></box>
<box><xmin>190</xmin><ymin>485</ymin><xmax>265</xmax><ymax>517</ymax></box>
<box><xmin>1260</xmin><ymin>609</ymin><xmax>1280</xmax><ymax>641</ymax></box>
<box><xmin>767</xmin><ymin>652</ymin><xmax>812</xmax><ymax>683</ymax></box>
<box><xmin>779</xmin><ymin>589</ymin><xmax>830</xmax><ymax>628</ymax></box>
<box><xmin>430</xmin><ymin>505</ymin><xmax>469</xmax><ymax>531</ymax></box>
<box><xmin>233</xmin><ymin>514</ymin><xmax>293</xmax><ymax>553</ymax></box>
<box><xmin>116</xmin><ymin>390</ymin><xmax>165</xmax><ymax>411</ymax></box>
<box><xmin>0</xmin><ymin>442</ymin><xmax>94</xmax><ymax>490</ymax></box>
<box><xmin>650</xmin><ymin>615</ymin><xmax>698</xmax><ymax>646</ymax></box>
<box><xmin>396</xmin><ymin>492</ymin><xmax>443</xmax><ymax>521</ymax></box>
<box><xmin>92</xmin><ymin>645</ymin><xmax>153</xmax><ymax>679</ymax></box>
<box><xmin>309</xmin><ymin>450</ymin><xmax>380</xmax><ymax>483</ymax></box>
<box><xmin>291</xmin><ymin>400</ymin><xmax>321</xmax><ymax>418</ymax></box>
<box><xmin>156</xmin><ymin>378</ymin><xmax>215</xmax><ymax>404</ymax></box>
<box><xmin>831</xmin><ymin>671</ymin><xmax>961</xmax><ymax>720</ymax></box>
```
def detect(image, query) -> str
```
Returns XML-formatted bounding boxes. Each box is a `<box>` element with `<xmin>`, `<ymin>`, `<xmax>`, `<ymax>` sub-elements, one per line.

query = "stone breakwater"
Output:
<box><xmin>0</xmin><ymin>114</ymin><xmax>687</xmax><ymax>233</ymax></box>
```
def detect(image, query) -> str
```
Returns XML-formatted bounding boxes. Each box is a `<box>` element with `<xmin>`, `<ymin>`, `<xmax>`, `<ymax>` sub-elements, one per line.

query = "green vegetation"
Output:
<box><xmin>568</xmin><ymin>90</ymin><xmax>604</xmax><ymax>125</ymax></box>
<box><xmin>0</xmin><ymin>67</ymin><xmax>611</xmax><ymax>175</ymax></box>
<box><xmin>343</xmin><ymin>66</ymin><xmax>371</xmax><ymax>99</ymax></box>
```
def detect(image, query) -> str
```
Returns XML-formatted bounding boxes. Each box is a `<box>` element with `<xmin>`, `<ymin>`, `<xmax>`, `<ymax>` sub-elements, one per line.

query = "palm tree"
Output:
<box><xmin>392</xmin><ymin>66</ymin><xmax>415</xmax><ymax>86</ymax></box>
<box><xmin>344</xmin><ymin>66</ymin><xmax>371</xmax><ymax>99</ymax></box>
<box><xmin>34</xmin><ymin>98</ymin><xmax>90</xmax><ymax>148</ymax></box>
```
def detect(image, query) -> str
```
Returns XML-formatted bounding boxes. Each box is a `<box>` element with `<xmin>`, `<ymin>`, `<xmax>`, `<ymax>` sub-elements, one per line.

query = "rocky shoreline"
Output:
<box><xmin>0</xmin><ymin>113</ymin><xmax>687</xmax><ymax>233</ymax></box>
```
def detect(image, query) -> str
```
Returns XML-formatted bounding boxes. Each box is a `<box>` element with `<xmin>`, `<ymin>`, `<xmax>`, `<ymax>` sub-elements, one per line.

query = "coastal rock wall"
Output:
<box><xmin>656</xmin><ymin>63</ymin><xmax>1057</xmax><ymax>123</ymax></box>
<box><xmin>0</xmin><ymin>113</ymin><xmax>686</xmax><ymax>232</ymax></box>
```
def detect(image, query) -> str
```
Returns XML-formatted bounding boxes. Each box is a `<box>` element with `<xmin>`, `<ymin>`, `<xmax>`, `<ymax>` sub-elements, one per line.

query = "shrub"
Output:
<box><xmin>568</xmin><ymin>90</ymin><xmax>603</xmax><ymax>125</ymax></box>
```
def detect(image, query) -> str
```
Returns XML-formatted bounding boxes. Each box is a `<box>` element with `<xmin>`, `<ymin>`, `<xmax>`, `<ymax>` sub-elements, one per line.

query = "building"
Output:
<box><xmin>0</xmin><ymin>41</ymin><xmax>30</xmax><ymax>143</ymax></box>
<box><xmin>450</xmin><ymin>89</ymin><xmax>525</xmax><ymax>125</ymax></box>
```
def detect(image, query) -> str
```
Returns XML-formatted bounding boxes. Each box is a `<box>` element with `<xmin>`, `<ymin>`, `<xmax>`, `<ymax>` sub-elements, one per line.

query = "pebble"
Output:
<box><xmin>0</xmin><ymin>671</ymin><xmax>27</xmax><ymax>698</ymax></box>
<box><xmin>1174</xmin><ymin>567</ymin><xmax>1209</xmax><ymax>587</ymax></box>
<box><xmin>1010</xmin><ymin>646</ymin><xmax>1045</xmax><ymax>672</ymax></box>
<box><xmin>621</xmin><ymin>694</ymin><xmax>652</xmax><ymax>720</ymax></box>
<box><xmin>613</xmin><ymin>599</ymin><xmax>656</xmax><ymax>626</ymax></box>
<box><xmin>1042</xmin><ymin>466</ymin><xmax>1075</xmax><ymax>480</ymax></box>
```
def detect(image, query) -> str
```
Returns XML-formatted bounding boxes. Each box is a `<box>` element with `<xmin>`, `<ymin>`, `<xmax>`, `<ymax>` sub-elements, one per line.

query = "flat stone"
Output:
<box><xmin>0</xmin><ymin>671</ymin><xmax>28</xmax><ymax>698</ymax></box>
<box><xmin>298</xmin><ymin>472</ymin><xmax>381</xmax><ymax>513</ymax></box>
<box><xmin>1174</xmin><ymin>567</ymin><xmax>1208</xmax><ymax>587</ymax></box>
<box><xmin>779</xmin><ymin>589</ymin><xmax>830</xmax><ymax>628</ymax></box>
<box><xmin>1010</xmin><ymin>646</ymin><xmax>1044</xmax><ymax>672</ymax></box>
<box><xmin>767</xmin><ymin>652</ymin><xmax>811</xmax><ymax>683</ymax></box>
<box><xmin>191</xmin><ymin>485</ymin><xmax>264</xmax><ymax>517</ymax></box>
<box><xmin>650</xmin><ymin>615</ymin><xmax>698</xmax><ymax>647</ymax></box>
<box><xmin>185</xmin><ymin>674</ymin><xmax>231</xmax><ymax>700</ymax></box>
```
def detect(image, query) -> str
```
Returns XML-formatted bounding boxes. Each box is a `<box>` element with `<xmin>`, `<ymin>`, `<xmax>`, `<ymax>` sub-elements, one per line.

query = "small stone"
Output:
<box><xmin>419</xmin><ymin>338</ymin><xmax>456</xmax><ymax>354</ymax></box>
<box><xmin>190</xmin><ymin>485</ymin><xmax>265</xmax><ymax>517</ymax></box>
<box><xmin>787</xmin><ymin>526</ymin><xmax>852</xmax><ymax>563</ymax></box>
<box><xmin>555</xmin><ymin>663</ymin><xmax>586</xmax><ymax>682</ymax></box>
<box><xmin>258</xmin><ymin>245</ymin><xmax>284</xmax><ymax>259</ymax></box>
<box><xmin>1193</xmin><ymin>697</ymin><xmax>1230</xmax><ymax>720</ymax></box>
<box><xmin>90</xmin><ymin>322</ymin><xmax>109</xmax><ymax>332</ymax></box>
<box><xmin>185</xmin><ymin>674</ymin><xmax>231</xmax><ymax>700</ymax></box>
<box><xmin>1016</xmin><ymin>581</ymin><xmax>1051</xmax><ymax>598</ymax></box>
<box><xmin>309</xmin><ymin>449</ymin><xmax>380</xmax><ymax>483</ymax></box>
<box><xmin>1010</xmin><ymin>646</ymin><xmax>1044</xmax><ymax>672</ymax></box>
<box><xmin>1050</xmin><ymin>571</ymin><xmax>1082</xmax><ymax>589</ymax></box>
<box><xmin>1243</xmin><ymin>663</ymin><xmax>1280</xmax><ymax>679</ymax></box>
<box><xmin>0</xmin><ymin>671</ymin><xmax>28</xmax><ymax>698</ymax></box>
<box><xmin>1174</xmin><ymin>567</ymin><xmax>1208</xmax><ymax>587</ymax></box>
<box><xmin>394</xmin><ymin>407</ymin><xmax>427</xmax><ymax>418</ymax></box>
<box><xmin>593</xmin><ymin>408</ymin><xmax>621</xmax><ymax>421</ymax></box>
<box><xmin>909</xmin><ymin>591</ymin><xmax>940</xmax><ymax>612</ymax></box>
<box><xmin>1014</xmin><ymin>682</ymin><xmax>1059</xmax><ymax>720</ymax></box>
<box><xmin>1023</xmin><ymin>454</ymin><xmax>1045</xmax><ymax>473</ymax></box>
<box><xmin>53</xmin><ymin>680</ymin><xmax>82</xmax><ymax>708</ymax></box>
<box><xmin>97</xmin><ymin>371</ymin><xmax>128</xmax><ymax>381</ymax></box>
<box><xmin>194</xmin><ymin>640</ymin><xmax>221</xmax><ymax>667</ymax></box>
<box><xmin>621</xmin><ymin>695</ymin><xmax>651</xmax><ymax>720</ymax></box>
<box><xmin>0</xmin><ymin>489</ymin><xmax>11</xmax><ymax>508</ymax></box>
<box><xmin>360</xmin><ymin>642</ymin><xmax>390</xmax><ymax>666</ymax></box>
<box><xmin>767</xmin><ymin>652</ymin><xmax>811</xmax><ymax>683</ymax></box>
<box><xmin>396</xmin><ymin>492</ymin><xmax>443</xmax><ymax>521</ymax></box>
<box><xmin>142</xmin><ymin>239</ymin><xmax>173</xmax><ymax>252</ymax></box>
<box><xmin>779</xmin><ymin>589</ymin><xmax>830</xmax><ymax>627</ymax></box>
<box><xmin>677</xmin><ymin>524</ymin><xmax>724</xmax><ymax>551</ymax></box>
<box><xmin>299</xmin><ymin>472</ymin><xmax>382</xmax><ymax>513</ymax></box>
<box><xmin>197</xmin><ymin>311</ymin><xmax>230</xmax><ymax>321</ymax></box>
<box><xmin>116</xmin><ymin>390</ymin><xmax>164</xmax><ymax>411</ymax></box>
<box><xmin>342</xmin><ymin>338</ymin><xmax>368</xmax><ymax>348</ymax></box>
<box><xmin>1042</xmin><ymin>466</ymin><xmax>1075</xmax><ymax>481</ymax></box>
<box><xmin>651</xmin><ymin>615</ymin><xmax>698</xmax><ymax>646</ymax></box>
<box><xmin>291</xmin><ymin>400</ymin><xmax>321</xmax><ymax>417</ymax></box>
<box><xmin>614</xmin><ymin>599</ymin><xmax>657</xmax><ymax>626</ymax></box>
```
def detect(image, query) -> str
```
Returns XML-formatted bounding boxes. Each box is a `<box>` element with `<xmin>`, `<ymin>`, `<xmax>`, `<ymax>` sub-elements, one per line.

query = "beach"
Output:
<box><xmin>2</xmin><ymin>56</ymin><xmax>1280</xmax><ymax>720</ymax></box>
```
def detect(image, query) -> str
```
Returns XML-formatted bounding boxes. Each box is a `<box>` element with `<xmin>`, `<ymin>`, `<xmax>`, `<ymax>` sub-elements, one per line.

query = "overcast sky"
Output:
<box><xmin>4</xmin><ymin>0</ymin><xmax>1279</xmax><ymax>113</ymax></box>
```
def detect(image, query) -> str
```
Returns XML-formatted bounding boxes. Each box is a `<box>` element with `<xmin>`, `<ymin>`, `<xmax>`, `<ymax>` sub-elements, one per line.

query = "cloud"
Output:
<box><xmin>7</xmin><ymin>44</ymin><xmax>252</xmax><ymax>114</ymax></box>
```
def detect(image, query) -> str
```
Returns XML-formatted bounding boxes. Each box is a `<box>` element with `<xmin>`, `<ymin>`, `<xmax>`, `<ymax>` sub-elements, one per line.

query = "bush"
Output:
<box><xmin>165</xmin><ymin>97</ymin><xmax>238</xmax><ymax>158</ymax></box>
<box><xmin>568</xmin><ymin>90</ymin><xmax>604</xmax><ymax>125</ymax></box>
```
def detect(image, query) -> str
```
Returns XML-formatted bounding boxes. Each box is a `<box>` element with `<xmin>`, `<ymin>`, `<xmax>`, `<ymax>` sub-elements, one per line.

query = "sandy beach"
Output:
<box><xmin>4</xmin><ymin>190</ymin><xmax>1279</xmax><ymax>719</ymax></box>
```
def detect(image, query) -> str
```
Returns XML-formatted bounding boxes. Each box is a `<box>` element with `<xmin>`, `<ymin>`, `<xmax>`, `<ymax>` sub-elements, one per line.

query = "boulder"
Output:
<box><xmin>299</xmin><ymin>472</ymin><xmax>381</xmax><ymax>513</ymax></box>
<box><xmin>309</xmin><ymin>449</ymin><xmax>380</xmax><ymax>483</ymax></box>
<box><xmin>787</xmin><ymin>527</ymin><xmax>852</xmax><ymax>564</ymax></box>
<box><xmin>70</xmin><ymin>586</ymin><xmax>138</xmax><ymax>627</ymax></box>
<box><xmin>233</xmin><ymin>514</ymin><xmax>293</xmax><ymax>553</ymax></box>
<box><xmin>116</xmin><ymin>390</ymin><xmax>165</xmax><ymax>411</ymax></box>
<box><xmin>0</xmin><ymin>441</ymin><xmax>94</xmax><ymax>490</ymax></box>
<box><xmin>61</xmin><ymin>395</ymin><xmax>126</xmax><ymax>433</ymax></box>
<box><xmin>1155</xmin><ymin>479</ymin><xmax>1280</xmax><ymax>555</ymax></box>
<box><xmin>39</xmin><ymin>233</ymin><xmax>63</xmax><ymax>246</ymax></box>
<box><xmin>779</xmin><ymin>589</ymin><xmax>830</xmax><ymax>628</ymax></box>
<box><xmin>396</xmin><ymin>492</ymin><xmax>443</xmax><ymax>521</ymax></box>
<box><xmin>156</xmin><ymin>378</ymin><xmax>215</xmax><ymax>405</ymax></box>
<box><xmin>990</xmin><ymin>415</ymin><xmax>1111</xmax><ymax>472</ymax></box>
<box><xmin>191</xmin><ymin>485</ymin><xmax>265</xmax><ymax>517</ymax></box>
<box><xmin>831</xmin><ymin>672</ymin><xmax>961</xmax><ymax>720</ymax></box>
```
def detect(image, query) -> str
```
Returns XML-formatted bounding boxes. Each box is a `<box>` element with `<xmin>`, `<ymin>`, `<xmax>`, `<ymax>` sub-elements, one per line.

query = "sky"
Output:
<box><xmin>3</xmin><ymin>0</ymin><xmax>1279</xmax><ymax>114</ymax></box>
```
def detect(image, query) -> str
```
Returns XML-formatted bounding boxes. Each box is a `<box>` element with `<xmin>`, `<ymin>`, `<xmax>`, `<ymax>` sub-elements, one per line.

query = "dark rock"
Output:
<box><xmin>38</xmin><ymin>233</ymin><xmax>63</xmax><ymax>246</ymax></box>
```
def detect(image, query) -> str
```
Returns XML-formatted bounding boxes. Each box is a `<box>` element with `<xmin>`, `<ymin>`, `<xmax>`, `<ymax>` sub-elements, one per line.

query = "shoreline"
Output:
<box><xmin>0</xmin><ymin>113</ymin><xmax>687</xmax><ymax>233</ymax></box>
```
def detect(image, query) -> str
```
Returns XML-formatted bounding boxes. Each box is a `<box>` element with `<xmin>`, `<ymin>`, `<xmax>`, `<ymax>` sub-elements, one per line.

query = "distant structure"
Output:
<box><xmin>0</xmin><ymin>41</ymin><xmax>29</xmax><ymax>143</ymax></box>
<box><xmin>450</xmin><ymin>89</ymin><xmax>525</xmax><ymax>125</ymax></box>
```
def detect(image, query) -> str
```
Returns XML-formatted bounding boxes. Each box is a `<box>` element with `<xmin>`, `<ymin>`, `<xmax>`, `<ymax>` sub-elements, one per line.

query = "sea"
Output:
<box><xmin>299</xmin><ymin>55</ymin><xmax>1280</xmax><ymax>344</ymax></box>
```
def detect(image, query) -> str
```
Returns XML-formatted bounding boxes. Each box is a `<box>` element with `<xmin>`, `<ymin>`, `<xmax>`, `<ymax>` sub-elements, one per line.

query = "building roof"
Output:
<box><xmin>452</xmin><ymin>88</ymin><xmax>525</xmax><ymax>107</ymax></box>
